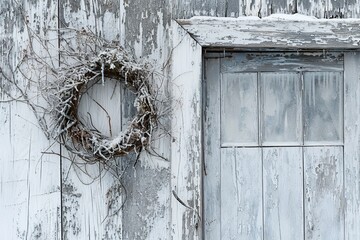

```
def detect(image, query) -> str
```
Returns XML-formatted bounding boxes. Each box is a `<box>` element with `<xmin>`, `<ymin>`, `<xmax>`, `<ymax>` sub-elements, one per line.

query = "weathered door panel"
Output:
<box><xmin>263</xmin><ymin>147</ymin><xmax>303</xmax><ymax>240</ymax></box>
<box><xmin>204</xmin><ymin>52</ymin><xmax>347</xmax><ymax>240</ymax></box>
<box><xmin>304</xmin><ymin>147</ymin><xmax>344</xmax><ymax>240</ymax></box>
<box><xmin>220</xmin><ymin>148</ymin><xmax>263</xmax><ymax>240</ymax></box>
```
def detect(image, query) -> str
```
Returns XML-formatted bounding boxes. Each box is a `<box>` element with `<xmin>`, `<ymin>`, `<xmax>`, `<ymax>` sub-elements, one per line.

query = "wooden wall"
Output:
<box><xmin>1</xmin><ymin>0</ymin><xmax>360</xmax><ymax>239</ymax></box>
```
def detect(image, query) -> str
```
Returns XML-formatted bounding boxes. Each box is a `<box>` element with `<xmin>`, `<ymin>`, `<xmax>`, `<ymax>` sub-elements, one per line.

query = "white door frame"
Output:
<box><xmin>170</xmin><ymin>16</ymin><xmax>360</xmax><ymax>240</ymax></box>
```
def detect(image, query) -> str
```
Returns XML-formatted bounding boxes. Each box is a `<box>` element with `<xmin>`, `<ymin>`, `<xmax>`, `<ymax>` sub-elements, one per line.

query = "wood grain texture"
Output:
<box><xmin>173</xmin><ymin>0</ymin><xmax>228</xmax><ymax>18</ymax></box>
<box><xmin>344</xmin><ymin>52</ymin><xmax>360</xmax><ymax>240</ymax></box>
<box><xmin>122</xmin><ymin>1</ymin><xmax>172</xmax><ymax>239</ymax></box>
<box><xmin>221</xmin><ymin>52</ymin><xmax>344</xmax><ymax>73</ymax></box>
<box><xmin>178</xmin><ymin>17</ymin><xmax>360</xmax><ymax>49</ymax></box>
<box><xmin>203</xmin><ymin>58</ymin><xmax>221</xmax><ymax>240</ymax></box>
<box><xmin>297</xmin><ymin>0</ymin><xmax>345</xmax><ymax>18</ymax></box>
<box><xmin>304</xmin><ymin>147</ymin><xmax>344</xmax><ymax>240</ymax></box>
<box><xmin>4</xmin><ymin>0</ymin><xmax>360</xmax><ymax>239</ymax></box>
<box><xmin>263</xmin><ymin>147</ymin><xmax>303</xmax><ymax>240</ymax></box>
<box><xmin>171</xmin><ymin>20</ymin><xmax>203</xmax><ymax>240</ymax></box>
<box><xmin>59</xmin><ymin>0</ymin><xmax>124</xmax><ymax>239</ymax></box>
<box><xmin>220</xmin><ymin>148</ymin><xmax>263</xmax><ymax>240</ymax></box>
<box><xmin>345</xmin><ymin>0</ymin><xmax>360</xmax><ymax>18</ymax></box>
<box><xmin>240</xmin><ymin>0</ymin><xmax>296</xmax><ymax>18</ymax></box>
<box><xmin>0</xmin><ymin>1</ymin><xmax>61</xmax><ymax>240</ymax></box>
<box><xmin>124</xmin><ymin>0</ymin><xmax>171</xmax><ymax>60</ymax></box>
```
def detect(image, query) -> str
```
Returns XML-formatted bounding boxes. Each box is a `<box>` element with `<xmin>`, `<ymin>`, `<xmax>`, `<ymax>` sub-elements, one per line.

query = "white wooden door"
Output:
<box><xmin>204</xmin><ymin>52</ymin><xmax>347</xmax><ymax>240</ymax></box>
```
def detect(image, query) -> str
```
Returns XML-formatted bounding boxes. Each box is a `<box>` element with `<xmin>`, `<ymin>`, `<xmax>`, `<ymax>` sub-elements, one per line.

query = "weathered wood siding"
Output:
<box><xmin>1</xmin><ymin>0</ymin><xmax>360</xmax><ymax>239</ymax></box>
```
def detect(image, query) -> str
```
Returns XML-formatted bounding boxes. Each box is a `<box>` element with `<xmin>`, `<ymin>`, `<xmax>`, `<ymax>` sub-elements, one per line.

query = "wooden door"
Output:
<box><xmin>204</xmin><ymin>52</ymin><xmax>346</xmax><ymax>240</ymax></box>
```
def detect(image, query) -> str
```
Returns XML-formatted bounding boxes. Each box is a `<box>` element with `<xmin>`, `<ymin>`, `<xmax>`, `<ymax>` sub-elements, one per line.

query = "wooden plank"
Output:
<box><xmin>344</xmin><ymin>52</ymin><xmax>360</xmax><ymax>240</ymax></box>
<box><xmin>239</xmin><ymin>0</ymin><xmax>262</xmax><ymax>17</ymax></box>
<box><xmin>120</xmin><ymin>83</ymin><xmax>171</xmax><ymax>240</ymax></box>
<box><xmin>0</xmin><ymin>0</ymin><xmax>61</xmax><ymax>239</ymax></box>
<box><xmin>177</xmin><ymin>17</ymin><xmax>360</xmax><ymax>49</ymax></box>
<box><xmin>203</xmin><ymin>58</ymin><xmax>221</xmax><ymax>240</ymax></box>
<box><xmin>221</xmin><ymin>52</ymin><xmax>344</xmax><ymax>73</ymax></box>
<box><xmin>263</xmin><ymin>147</ymin><xmax>303</xmax><ymax>240</ymax></box>
<box><xmin>304</xmin><ymin>147</ymin><xmax>344</xmax><ymax>240</ymax></box>
<box><xmin>297</xmin><ymin>0</ymin><xmax>345</xmax><ymax>19</ymax></box>
<box><xmin>59</xmin><ymin>0</ymin><xmax>124</xmax><ymax>239</ymax></box>
<box><xmin>268</xmin><ymin>0</ymin><xmax>296</xmax><ymax>15</ymax></box>
<box><xmin>220</xmin><ymin>148</ymin><xmax>263</xmax><ymax>240</ymax></box>
<box><xmin>117</xmin><ymin>1</ymin><xmax>173</xmax><ymax>238</ymax></box>
<box><xmin>240</xmin><ymin>0</ymin><xmax>296</xmax><ymax>17</ymax></box>
<box><xmin>226</xmin><ymin>0</ymin><xmax>240</xmax><ymax>17</ymax></box>
<box><xmin>345</xmin><ymin>0</ymin><xmax>360</xmax><ymax>18</ymax></box>
<box><xmin>173</xmin><ymin>0</ymin><xmax>231</xmax><ymax>18</ymax></box>
<box><xmin>171</xmin><ymin>20</ymin><xmax>203</xmax><ymax>240</ymax></box>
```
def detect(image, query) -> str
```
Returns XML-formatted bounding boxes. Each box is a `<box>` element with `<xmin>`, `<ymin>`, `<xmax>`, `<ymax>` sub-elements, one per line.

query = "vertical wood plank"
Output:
<box><xmin>239</xmin><ymin>0</ymin><xmax>295</xmax><ymax>17</ymax></box>
<box><xmin>174</xmin><ymin>0</ymin><xmax>230</xmax><ymax>18</ymax></box>
<box><xmin>221</xmin><ymin>148</ymin><xmax>263</xmax><ymax>240</ymax></box>
<box><xmin>345</xmin><ymin>0</ymin><xmax>360</xmax><ymax>18</ymax></box>
<box><xmin>171</xmin><ymin>21</ymin><xmax>203</xmax><ymax>240</ymax></box>
<box><xmin>0</xmin><ymin>0</ymin><xmax>60</xmax><ymax>239</ymax></box>
<box><xmin>203</xmin><ymin>58</ymin><xmax>221</xmax><ymax>240</ymax></box>
<box><xmin>304</xmin><ymin>147</ymin><xmax>344</xmax><ymax>240</ymax></box>
<box><xmin>59</xmin><ymin>0</ymin><xmax>124</xmax><ymax>239</ymax></box>
<box><xmin>344</xmin><ymin>52</ymin><xmax>360</xmax><ymax>240</ymax></box>
<box><xmin>263</xmin><ymin>147</ymin><xmax>303</xmax><ymax>240</ymax></box>
<box><xmin>297</xmin><ymin>0</ymin><xmax>345</xmax><ymax>18</ymax></box>
<box><xmin>268</xmin><ymin>0</ymin><xmax>296</xmax><ymax>14</ymax></box>
<box><xmin>240</xmin><ymin>0</ymin><xmax>262</xmax><ymax>17</ymax></box>
<box><xmin>226</xmin><ymin>0</ymin><xmax>240</xmax><ymax>17</ymax></box>
<box><xmin>122</xmin><ymin>0</ymin><xmax>173</xmax><ymax>239</ymax></box>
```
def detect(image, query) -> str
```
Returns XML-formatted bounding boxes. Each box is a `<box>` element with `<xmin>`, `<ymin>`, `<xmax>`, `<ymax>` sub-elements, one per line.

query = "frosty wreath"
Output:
<box><xmin>50</xmin><ymin>47</ymin><xmax>157</xmax><ymax>163</ymax></box>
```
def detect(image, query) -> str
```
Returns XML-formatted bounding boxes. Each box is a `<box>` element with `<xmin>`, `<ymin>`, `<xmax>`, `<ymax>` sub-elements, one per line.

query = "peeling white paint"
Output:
<box><xmin>178</xmin><ymin>15</ymin><xmax>360</xmax><ymax>48</ymax></box>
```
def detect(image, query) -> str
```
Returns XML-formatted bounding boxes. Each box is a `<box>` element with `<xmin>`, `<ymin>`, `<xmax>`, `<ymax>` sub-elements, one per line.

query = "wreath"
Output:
<box><xmin>50</xmin><ymin>47</ymin><xmax>157</xmax><ymax>163</ymax></box>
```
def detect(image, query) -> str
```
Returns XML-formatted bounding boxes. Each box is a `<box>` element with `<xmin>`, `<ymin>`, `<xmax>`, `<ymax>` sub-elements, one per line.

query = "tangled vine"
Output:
<box><xmin>51</xmin><ymin>47</ymin><xmax>157</xmax><ymax>163</ymax></box>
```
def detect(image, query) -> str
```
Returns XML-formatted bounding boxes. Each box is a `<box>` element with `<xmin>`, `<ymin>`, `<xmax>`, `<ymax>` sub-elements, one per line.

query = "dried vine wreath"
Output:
<box><xmin>51</xmin><ymin>47</ymin><xmax>157</xmax><ymax>163</ymax></box>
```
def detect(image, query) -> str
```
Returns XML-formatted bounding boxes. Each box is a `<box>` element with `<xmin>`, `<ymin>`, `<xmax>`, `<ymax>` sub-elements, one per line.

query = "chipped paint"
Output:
<box><xmin>178</xmin><ymin>16</ymin><xmax>360</xmax><ymax>49</ymax></box>
<box><xmin>3</xmin><ymin>0</ymin><xmax>360</xmax><ymax>239</ymax></box>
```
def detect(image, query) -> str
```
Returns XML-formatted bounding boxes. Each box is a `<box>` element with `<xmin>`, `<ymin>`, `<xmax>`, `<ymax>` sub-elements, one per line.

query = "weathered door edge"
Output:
<box><xmin>170</xmin><ymin>20</ymin><xmax>203</xmax><ymax>240</ymax></box>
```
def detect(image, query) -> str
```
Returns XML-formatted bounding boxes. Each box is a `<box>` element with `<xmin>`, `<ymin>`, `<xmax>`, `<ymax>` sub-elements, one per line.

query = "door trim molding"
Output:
<box><xmin>177</xmin><ymin>16</ymin><xmax>360</xmax><ymax>49</ymax></box>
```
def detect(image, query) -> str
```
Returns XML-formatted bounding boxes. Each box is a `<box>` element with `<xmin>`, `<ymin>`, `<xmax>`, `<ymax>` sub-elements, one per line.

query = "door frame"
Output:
<box><xmin>170</xmin><ymin>17</ymin><xmax>360</xmax><ymax>240</ymax></box>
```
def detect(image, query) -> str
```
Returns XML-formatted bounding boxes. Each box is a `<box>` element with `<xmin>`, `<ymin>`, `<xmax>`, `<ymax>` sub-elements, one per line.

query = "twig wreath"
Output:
<box><xmin>51</xmin><ymin>47</ymin><xmax>157</xmax><ymax>163</ymax></box>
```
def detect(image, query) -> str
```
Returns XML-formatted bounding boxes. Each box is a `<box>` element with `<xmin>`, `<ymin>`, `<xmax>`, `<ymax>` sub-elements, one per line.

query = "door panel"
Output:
<box><xmin>303</xmin><ymin>72</ymin><xmax>343</xmax><ymax>145</ymax></box>
<box><xmin>261</xmin><ymin>73</ymin><xmax>302</xmax><ymax>146</ymax></box>
<box><xmin>220</xmin><ymin>148</ymin><xmax>263</xmax><ymax>240</ymax></box>
<box><xmin>221</xmin><ymin>72</ymin><xmax>258</xmax><ymax>146</ymax></box>
<box><xmin>304</xmin><ymin>147</ymin><xmax>344</xmax><ymax>240</ymax></box>
<box><xmin>263</xmin><ymin>147</ymin><xmax>303</xmax><ymax>240</ymax></box>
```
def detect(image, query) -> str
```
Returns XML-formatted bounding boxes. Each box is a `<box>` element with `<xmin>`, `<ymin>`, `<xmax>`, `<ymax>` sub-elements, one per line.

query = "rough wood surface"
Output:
<box><xmin>221</xmin><ymin>52</ymin><xmax>344</xmax><ymax>73</ymax></box>
<box><xmin>304</xmin><ymin>147</ymin><xmax>344</xmax><ymax>240</ymax></box>
<box><xmin>171</xmin><ymin>20</ymin><xmax>203</xmax><ymax>240</ymax></box>
<box><xmin>344</xmin><ymin>52</ymin><xmax>360</xmax><ymax>240</ymax></box>
<box><xmin>3</xmin><ymin>0</ymin><xmax>360</xmax><ymax>239</ymax></box>
<box><xmin>0</xmin><ymin>1</ymin><xmax>61</xmax><ymax>240</ymax></box>
<box><xmin>297</xmin><ymin>0</ymin><xmax>345</xmax><ymax>18</ymax></box>
<box><xmin>59</xmin><ymin>1</ymin><xmax>124</xmax><ymax>239</ymax></box>
<box><xmin>203</xmin><ymin>58</ymin><xmax>221</xmax><ymax>240</ymax></box>
<box><xmin>263</xmin><ymin>147</ymin><xmax>303</xmax><ymax>240</ymax></box>
<box><xmin>178</xmin><ymin>17</ymin><xmax>360</xmax><ymax>49</ymax></box>
<box><xmin>220</xmin><ymin>148</ymin><xmax>263</xmax><ymax>240</ymax></box>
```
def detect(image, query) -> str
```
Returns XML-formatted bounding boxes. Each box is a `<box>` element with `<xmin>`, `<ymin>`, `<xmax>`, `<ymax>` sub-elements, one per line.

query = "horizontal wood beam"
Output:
<box><xmin>177</xmin><ymin>16</ymin><xmax>360</xmax><ymax>49</ymax></box>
